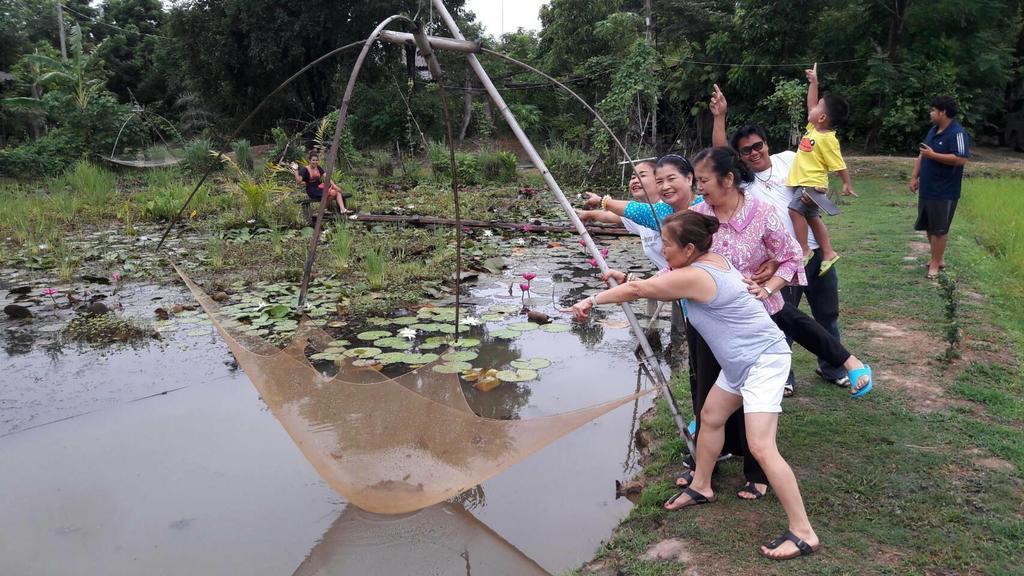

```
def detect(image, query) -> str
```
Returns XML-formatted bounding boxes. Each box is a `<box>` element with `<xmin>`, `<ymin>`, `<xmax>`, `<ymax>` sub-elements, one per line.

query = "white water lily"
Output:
<box><xmin>482</xmin><ymin>229</ymin><xmax>494</xmax><ymax>237</ymax></box>
<box><xmin>398</xmin><ymin>327</ymin><xmax>418</xmax><ymax>340</ymax></box>
<box><xmin>459</xmin><ymin>316</ymin><xmax>480</xmax><ymax>326</ymax></box>
<box><xmin>514</xmin><ymin>238</ymin><xmax>526</xmax><ymax>246</ymax></box>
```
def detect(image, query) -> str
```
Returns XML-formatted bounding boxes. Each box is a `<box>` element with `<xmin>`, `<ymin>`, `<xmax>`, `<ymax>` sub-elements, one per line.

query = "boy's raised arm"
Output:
<box><xmin>805</xmin><ymin>62</ymin><xmax>818</xmax><ymax>115</ymax></box>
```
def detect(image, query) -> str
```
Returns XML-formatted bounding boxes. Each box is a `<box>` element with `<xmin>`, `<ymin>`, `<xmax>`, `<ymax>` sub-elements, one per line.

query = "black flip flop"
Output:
<box><xmin>761</xmin><ymin>530</ymin><xmax>819</xmax><ymax>560</ymax></box>
<box><xmin>675</xmin><ymin>469</ymin><xmax>694</xmax><ymax>487</ymax></box>
<box><xmin>664</xmin><ymin>487</ymin><xmax>716</xmax><ymax>510</ymax></box>
<box><xmin>737</xmin><ymin>481</ymin><xmax>766</xmax><ymax>500</ymax></box>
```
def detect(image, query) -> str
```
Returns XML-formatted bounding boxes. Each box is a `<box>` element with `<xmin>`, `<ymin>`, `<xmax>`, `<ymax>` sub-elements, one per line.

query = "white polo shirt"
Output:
<box><xmin>621</xmin><ymin>216</ymin><xmax>669</xmax><ymax>270</ymax></box>
<box><xmin>743</xmin><ymin>150</ymin><xmax>818</xmax><ymax>250</ymax></box>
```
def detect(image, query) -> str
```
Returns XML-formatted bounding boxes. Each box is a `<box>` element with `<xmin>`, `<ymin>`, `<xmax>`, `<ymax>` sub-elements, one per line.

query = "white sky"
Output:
<box><xmin>463</xmin><ymin>0</ymin><xmax>548</xmax><ymax>37</ymax></box>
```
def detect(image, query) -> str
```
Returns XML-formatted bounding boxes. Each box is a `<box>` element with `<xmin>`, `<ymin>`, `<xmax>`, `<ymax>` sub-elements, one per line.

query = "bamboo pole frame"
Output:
<box><xmin>428</xmin><ymin>0</ymin><xmax>693</xmax><ymax>452</ymax></box>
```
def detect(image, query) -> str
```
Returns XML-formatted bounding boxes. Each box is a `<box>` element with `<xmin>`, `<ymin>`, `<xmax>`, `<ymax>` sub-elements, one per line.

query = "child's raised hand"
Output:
<box><xmin>805</xmin><ymin>62</ymin><xmax>818</xmax><ymax>84</ymax></box>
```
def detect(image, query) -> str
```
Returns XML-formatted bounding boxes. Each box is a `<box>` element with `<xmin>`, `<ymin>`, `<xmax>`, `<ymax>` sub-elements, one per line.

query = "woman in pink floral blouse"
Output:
<box><xmin>666</xmin><ymin>147</ymin><xmax>873</xmax><ymax>507</ymax></box>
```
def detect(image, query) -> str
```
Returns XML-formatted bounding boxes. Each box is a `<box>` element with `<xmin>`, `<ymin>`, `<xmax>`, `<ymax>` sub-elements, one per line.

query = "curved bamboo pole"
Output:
<box><xmin>296</xmin><ymin>14</ymin><xmax>414</xmax><ymax>312</ymax></box>
<box><xmin>157</xmin><ymin>39</ymin><xmax>367</xmax><ymax>249</ymax></box>
<box><xmin>478</xmin><ymin>47</ymin><xmax>663</xmax><ymax>230</ymax></box>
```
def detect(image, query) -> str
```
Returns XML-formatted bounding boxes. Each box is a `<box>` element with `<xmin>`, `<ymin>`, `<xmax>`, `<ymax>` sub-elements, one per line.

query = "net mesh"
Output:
<box><xmin>174</xmin><ymin>264</ymin><xmax>651</xmax><ymax>514</ymax></box>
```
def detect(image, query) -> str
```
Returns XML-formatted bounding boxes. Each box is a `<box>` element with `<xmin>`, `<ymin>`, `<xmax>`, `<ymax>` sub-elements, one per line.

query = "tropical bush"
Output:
<box><xmin>479</xmin><ymin>150</ymin><xmax>518</xmax><ymax>183</ymax></box>
<box><xmin>543</xmin><ymin>143</ymin><xmax>590</xmax><ymax>187</ymax></box>
<box><xmin>0</xmin><ymin>130</ymin><xmax>86</xmax><ymax>177</ymax></box>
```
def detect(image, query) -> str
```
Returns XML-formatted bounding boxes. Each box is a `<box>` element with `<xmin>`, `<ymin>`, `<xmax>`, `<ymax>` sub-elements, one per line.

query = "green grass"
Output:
<box><xmin>960</xmin><ymin>177</ymin><xmax>1024</xmax><ymax>288</ymax></box>
<box><xmin>590</xmin><ymin>176</ymin><xmax>1024</xmax><ymax>575</ymax></box>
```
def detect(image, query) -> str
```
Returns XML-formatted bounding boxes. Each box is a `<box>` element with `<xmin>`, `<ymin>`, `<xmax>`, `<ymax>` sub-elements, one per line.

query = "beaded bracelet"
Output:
<box><xmin>600</xmin><ymin>194</ymin><xmax>611</xmax><ymax>211</ymax></box>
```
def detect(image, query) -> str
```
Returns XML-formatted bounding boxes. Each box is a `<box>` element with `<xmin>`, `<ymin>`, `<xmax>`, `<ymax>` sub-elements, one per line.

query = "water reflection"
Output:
<box><xmin>293</xmin><ymin>500</ymin><xmax>550</xmax><ymax>576</ymax></box>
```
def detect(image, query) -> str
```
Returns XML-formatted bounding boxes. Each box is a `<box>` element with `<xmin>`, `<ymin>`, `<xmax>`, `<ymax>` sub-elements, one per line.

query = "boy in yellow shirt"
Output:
<box><xmin>786</xmin><ymin>63</ymin><xmax>855</xmax><ymax>275</ymax></box>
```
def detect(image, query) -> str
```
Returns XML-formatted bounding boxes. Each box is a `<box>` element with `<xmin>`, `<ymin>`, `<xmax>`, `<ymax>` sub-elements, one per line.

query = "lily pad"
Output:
<box><xmin>390</xmin><ymin>316</ymin><xmax>419</xmax><ymax>325</ymax></box>
<box><xmin>488</xmin><ymin>328</ymin><xmax>520</xmax><ymax>340</ymax></box>
<box><xmin>511</xmin><ymin>358</ymin><xmax>552</xmax><ymax>370</ymax></box>
<box><xmin>480</xmin><ymin>313</ymin><xmax>507</xmax><ymax>322</ymax></box>
<box><xmin>539</xmin><ymin>323</ymin><xmax>572</xmax><ymax>333</ymax></box>
<box><xmin>356</xmin><ymin>330</ymin><xmax>392</xmax><ymax>341</ymax></box>
<box><xmin>266</xmin><ymin>304</ymin><xmax>291</xmax><ymax>319</ymax></box>
<box><xmin>367</xmin><ymin>317</ymin><xmax>391</xmax><ymax>326</ymax></box>
<box><xmin>344</xmin><ymin>347</ymin><xmax>382</xmax><ymax>359</ymax></box>
<box><xmin>351</xmin><ymin>358</ymin><xmax>382</xmax><ymax>368</ymax></box>
<box><xmin>373</xmin><ymin>337</ymin><xmax>414</xmax><ymax>350</ymax></box>
<box><xmin>376</xmin><ymin>352</ymin><xmax>410</xmax><ymax>365</ymax></box>
<box><xmin>441</xmin><ymin>351</ymin><xmax>478</xmax><ymax>362</ymax></box>
<box><xmin>488</xmin><ymin>304</ymin><xmax>520</xmax><ymax>315</ymax></box>
<box><xmin>496</xmin><ymin>368</ymin><xmax>539</xmax><ymax>383</ymax></box>
<box><xmin>508</xmin><ymin>322</ymin><xmax>540</xmax><ymax>332</ymax></box>
<box><xmin>402</xmin><ymin>352</ymin><xmax>439</xmax><ymax>364</ymax></box>
<box><xmin>432</xmin><ymin>361</ymin><xmax>473</xmax><ymax>374</ymax></box>
<box><xmin>451</xmin><ymin>338</ymin><xmax>481</xmax><ymax>348</ymax></box>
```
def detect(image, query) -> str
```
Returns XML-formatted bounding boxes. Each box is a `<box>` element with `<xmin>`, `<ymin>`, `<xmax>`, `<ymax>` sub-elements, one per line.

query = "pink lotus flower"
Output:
<box><xmin>578</xmin><ymin>239</ymin><xmax>586</xmax><ymax>247</ymax></box>
<box><xmin>599</xmin><ymin>248</ymin><xmax>609</xmax><ymax>258</ymax></box>
<box><xmin>522</xmin><ymin>224</ymin><xmax>534</xmax><ymax>232</ymax></box>
<box><xmin>522</xmin><ymin>272</ymin><xmax>537</xmax><ymax>282</ymax></box>
<box><xmin>112</xmin><ymin>272</ymin><xmax>122</xmax><ymax>283</ymax></box>
<box><xmin>519</xmin><ymin>283</ymin><xmax>530</xmax><ymax>292</ymax></box>
<box><xmin>42</xmin><ymin>287</ymin><xmax>58</xmax><ymax>307</ymax></box>
<box><xmin>588</xmin><ymin>258</ymin><xmax>598</xmax><ymax>268</ymax></box>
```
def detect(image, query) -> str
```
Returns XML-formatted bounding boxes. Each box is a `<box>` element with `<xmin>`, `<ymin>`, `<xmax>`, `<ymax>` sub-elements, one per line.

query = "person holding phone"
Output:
<box><xmin>910</xmin><ymin>96</ymin><xmax>969</xmax><ymax>279</ymax></box>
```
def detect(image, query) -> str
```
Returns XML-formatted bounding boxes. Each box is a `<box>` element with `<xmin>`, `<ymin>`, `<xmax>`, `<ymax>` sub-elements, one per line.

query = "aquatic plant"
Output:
<box><xmin>206</xmin><ymin>237</ymin><xmax>226</xmax><ymax>269</ymax></box>
<box><xmin>231</xmin><ymin>139</ymin><xmax>254</xmax><ymax>172</ymax></box>
<box><xmin>363</xmin><ymin>246</ymin><xmax>386</xmax><ymax>291</ymax></box>
<box><xmin>330</xmin><ymin>223</ymin><xmax>353</xmax><ymax>268</ymax></box>
<box><xmin>64</xmin><ymin>314</ymin><xmax>151</xmax><ymax>344</ymax></box>
<box><xmin>64</xmin><ymin>160</ymin><xmax>117</xmax><ymax>210</ymax></box>
<box><xmin>269</xmin><ymin>227</ymin><xmax>285</xmax><ymax>257</ymax></box>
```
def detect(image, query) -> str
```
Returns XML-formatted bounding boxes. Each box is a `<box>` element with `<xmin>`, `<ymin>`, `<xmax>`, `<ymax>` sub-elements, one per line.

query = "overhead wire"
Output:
<box><xmin>59</xmin><ymin>3</ymin><xmax>168</xmax><ymax>39</ymax></box>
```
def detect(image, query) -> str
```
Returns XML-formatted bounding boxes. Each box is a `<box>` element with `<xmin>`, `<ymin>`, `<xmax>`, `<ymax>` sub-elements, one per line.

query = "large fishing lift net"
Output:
<box><xmin>176</xmin><ymin>264</ymin><xmax>650</xmax><ymax>514</ymax></box>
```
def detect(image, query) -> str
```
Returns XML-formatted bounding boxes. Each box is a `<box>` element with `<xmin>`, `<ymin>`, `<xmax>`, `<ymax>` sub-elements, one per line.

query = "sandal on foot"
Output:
<box><xmin>815</xmin><ymin>368</ymin><xmax>850</xmax><ymax>388</ymax></box>
<box><xmin>761</xmin><ymin>530</ymin><xmax>819</xmax><ymax>560</ymax></box>
<box><xmin>818</xmin><ymin>254</ymin><xmax>840</xmax><ymax>277</ymax></box>
<box><xmin>675</xmin><ymin>470</ymin><xmax>694</xmax><ymax>487</ymax></box>
<box><xmin>848</xmin><ymin>364</ymin><xmax>873</xmax><ymax>398</ymax></box>
<box><xmin>783</xmin><ymin>383</ymin><xmax>795</xmax><ymax>398</ymax></box>
<box><xmin>802</xmin><ymin>252</ymin><xmax>813</xmax><ymax>265</ymax></box>
<box><xmin>664</xmin><ymin>487</ymin><xmax>716</xmax><ymax>510</ymax></box>
<box><xmin>737</xmin><ymin>482</ymin><xmax>766</xmax><ymax>500</ymax></box>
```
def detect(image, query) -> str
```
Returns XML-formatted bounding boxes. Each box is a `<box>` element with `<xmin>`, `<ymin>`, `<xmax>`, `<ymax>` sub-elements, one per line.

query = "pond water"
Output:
<box><xmin>0</xmin><ymin>236</ymin><xmax>668</xmax><ymax>575</ymax></box>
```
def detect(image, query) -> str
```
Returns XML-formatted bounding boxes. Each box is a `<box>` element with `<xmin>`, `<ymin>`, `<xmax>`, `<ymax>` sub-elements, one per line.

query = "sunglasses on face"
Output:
<box><xmin>739</xmin><ymin>141</ymin><xmax>765</xmax><ymax>156</ymax></box>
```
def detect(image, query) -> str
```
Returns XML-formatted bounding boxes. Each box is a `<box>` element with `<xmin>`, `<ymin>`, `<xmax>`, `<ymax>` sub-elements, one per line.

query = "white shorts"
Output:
<box><xmin>714</xmin><ymin>353</ymin><xmax>791</xmax><ymax>413</ymax></box>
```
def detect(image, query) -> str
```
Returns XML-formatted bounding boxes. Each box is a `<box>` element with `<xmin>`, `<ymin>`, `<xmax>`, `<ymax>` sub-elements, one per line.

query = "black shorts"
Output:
<box><xmin>914</xmin><ymin>198</ymin><xmax>958</xmax><ymax>235</ymax></box>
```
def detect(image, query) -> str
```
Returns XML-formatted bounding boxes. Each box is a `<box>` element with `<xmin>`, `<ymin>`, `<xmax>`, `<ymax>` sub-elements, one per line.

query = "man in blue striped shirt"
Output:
<box><xmin>910</xmin><ymin>96</ymin><xmax>970</xmax><ymax>279</ymax></box>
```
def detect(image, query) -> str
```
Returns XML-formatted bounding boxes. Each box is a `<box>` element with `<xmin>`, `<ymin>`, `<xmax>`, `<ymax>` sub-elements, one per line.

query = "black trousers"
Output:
<box><xmin>782</xmin><ymin>248</ymin><xmax>846</xmax><ymax>384</ymax></box>
<box><xmin>770</xmin><ymin>301</ymin><xmax>851</xmax><ymax>369</ymax></box>
<box><xmin>686</xmin><ymin>320</ymin><xmax>768</xmax><ymax>485</ymax></box>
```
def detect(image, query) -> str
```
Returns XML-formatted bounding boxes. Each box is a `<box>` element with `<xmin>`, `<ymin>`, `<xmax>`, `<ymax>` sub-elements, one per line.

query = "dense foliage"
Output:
<box><xmin>1</xmin><ymin>0</ymin><xmax>1022</xmax><ymax>178</ymax></box>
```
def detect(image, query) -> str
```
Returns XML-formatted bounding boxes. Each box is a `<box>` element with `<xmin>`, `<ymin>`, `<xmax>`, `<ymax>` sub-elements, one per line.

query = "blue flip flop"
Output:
<box><xmin>848</xmin><ymin>364</ymin><xmax>873</xmax><ymax>398</ymax></box>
